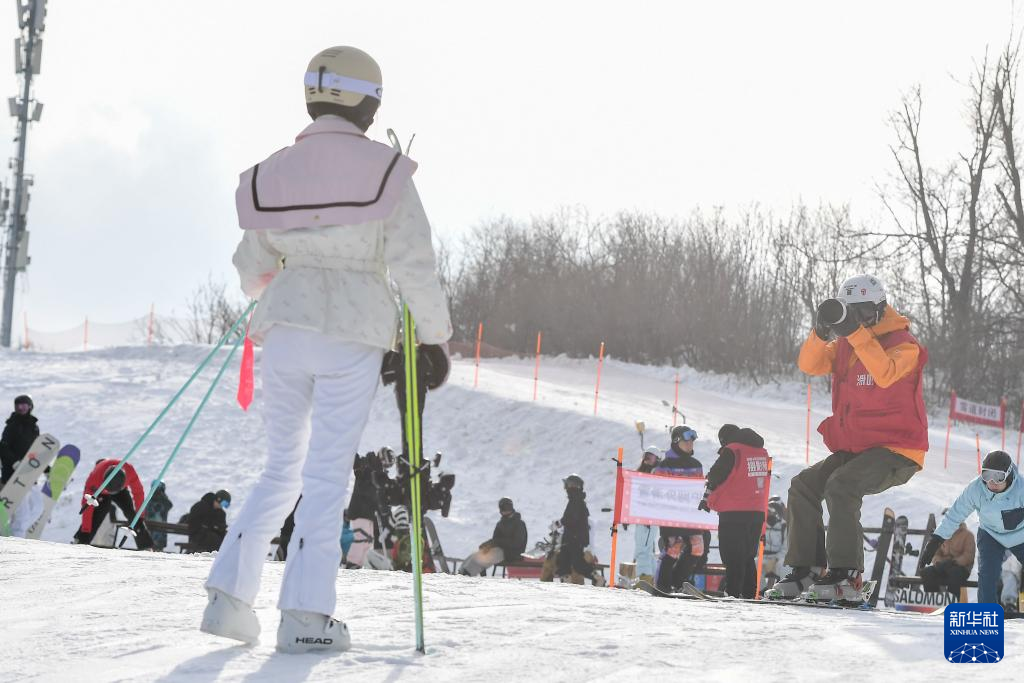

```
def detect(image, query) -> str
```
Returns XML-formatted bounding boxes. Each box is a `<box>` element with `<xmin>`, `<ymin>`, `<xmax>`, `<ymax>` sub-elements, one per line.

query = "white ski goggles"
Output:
<box><xmin>981</xmin><ymin>468</ymin><xmax>1009</xmax><ymax>484</ymax></box>
<box><xmin>304</xmin><ymin>71</ymin><xmax>382</xmax><ymax>100</ymax></box>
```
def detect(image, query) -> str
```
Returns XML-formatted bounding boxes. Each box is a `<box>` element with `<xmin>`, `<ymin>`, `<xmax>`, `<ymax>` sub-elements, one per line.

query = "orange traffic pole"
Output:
<box><xmin>1001</xmin><ymin>398</ymin><xmax>1007</xmax><ymax>451</ymax></box>
<box><xmin>593</xmin><ymin>342</ymin><xmax>605</xmax><ymax>416</ymax></box>
<box><xmin>976</xmin><ymin>433</ymin><xmax>982</xmax><ymax>474</ymax></box>
<box><xmin>672</xmin><ymin>373</ymin><xmax>680</xmax><ymax>428</ymax></box>
<box><xmin>533</xmin><ymin>331</ymin><xmax>542</xmax><ymax>401</ymax></box>
<box><xmin>608</xmin><ymin>446</ymin><xmax>624</xmax><ymax>589</ymax></box>
<box><xmin>473</xmin><ymin>322</ymin><xmax>483</xmax><ymax>389</ymax></box>
<box><xmin>805</xmin><ymin>383</ymin><xmax>812</xmax><ymax>465</ymax></box>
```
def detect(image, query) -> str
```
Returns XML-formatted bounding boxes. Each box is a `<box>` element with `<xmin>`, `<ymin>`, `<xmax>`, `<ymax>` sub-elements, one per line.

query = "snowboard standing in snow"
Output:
<box><xmin>0</xmin><ymin>433</ymin><xmax>60</xmax><ymax>536</ymax></box>
<box><xmin>883</xmin><ymin>515</ymin><xmax>909</xmax><ymax>607</ymax></box>
<box><xmin>25</xmin><ymin>444</ymin><xmax>81</xmax><ymax>539</ymax></box>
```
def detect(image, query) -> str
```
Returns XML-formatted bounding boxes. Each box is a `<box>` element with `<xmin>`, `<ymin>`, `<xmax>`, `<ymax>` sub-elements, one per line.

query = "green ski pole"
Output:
<box><xmin>402</xmin><ymin>302</ymin><xmax>426</xmax><ymax>653</ymax></box>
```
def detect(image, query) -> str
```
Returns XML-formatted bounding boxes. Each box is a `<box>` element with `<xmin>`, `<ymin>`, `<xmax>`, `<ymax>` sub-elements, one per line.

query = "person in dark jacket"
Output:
<box><xmin>145</xmin><ymin>482</ymin><xmax>174</xmax><ymax>551</ymax></box>
<box><xmin>0</xmin><ymin>394</ymin><xmax>39</xmax><ymax>484</ymax></box>
<box><xmin>186</xmin><ymin>490</ymin><xmax>231</xmax><ymax>553</ymax></box>
<box><xmin>700</xmin><ymin>424</ymin><xmax>771</xmax><ymax>598</ymax></box>
<box><xmin>460</xmin><ymin>497</ymin><xmax>528</xmax><ymax>576</ymax></box>
<box><xmin>74</xmin><ymin>459</ymin><xmax>155</xmax><ymax>550</ymax></box>
<box><xmin>655</xmin><ymin>426</ymin><xmax>709</xmax><ymax>592</ymax></box>
<box><xmin>554</xmin><ymin>474</ymin><xmax>604</xmax><ymax>585</ymax></box>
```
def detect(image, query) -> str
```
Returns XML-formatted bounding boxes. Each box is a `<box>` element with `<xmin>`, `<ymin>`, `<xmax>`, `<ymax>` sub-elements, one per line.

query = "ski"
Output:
<box><xmin>0</xmin><ymin>433</ymin><xmax>60</xmax><ymax>536</ymax></box>
<box><xmin>883</xmin><ymin>514</ymin><xmax>909</xmax><ymax>608</ymax></box>
<box><xmin>866</xmin><ymin>507</ymin><xmax>896</xmax><ymax>606</ymax></box>
<box><xmin>25</xmin><ymin>444</ymin><xmax>81</xmax><ymax>539</ymax></box>
<box><xmin>635</xmin><ymin>579</ymin><xmax>703</xmax><ymax>600</ymax></box>
<box><xmin>401</xmin><ymin>301</ymin><xmax>426</xmax><ymax>653</ymax></box>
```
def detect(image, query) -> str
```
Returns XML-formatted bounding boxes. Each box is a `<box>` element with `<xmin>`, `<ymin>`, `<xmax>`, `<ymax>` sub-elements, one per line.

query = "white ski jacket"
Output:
<box><xmin>231</xmin><ymin>117</ymin><xmax>452</xmax><ymax>349</ymax></box>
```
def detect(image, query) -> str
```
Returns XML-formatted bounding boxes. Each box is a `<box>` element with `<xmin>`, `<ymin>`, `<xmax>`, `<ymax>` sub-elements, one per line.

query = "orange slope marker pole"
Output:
<box><xmin>1001</xmin><ymin>398</ymin><xmax>1007</xmax><ymax>451</ymax></box>
<box><xmin>805</xmin><ymin>383</ymin><xmax>812</xmax><ymax>465</ymax></box>
<box><xmin>533</xmin><ymin>331</ymin><xmax>542</xmax><ymax>401</ymax></box>
<box><xmin>608</xmin><ymin>446</ymin><xmax>624</xmax><ymax>589</ymax></box>
<box><xmin>976</xmin><ymin>433</ymin><xmax>982</xmax><ymax>474</ymax></box>
<box><xmin>944</xmin><ymin>390</ymin><xmax>955</xmax><ymax>470</ymax></box>
<box><xmin>593</xmin><ymin>342</ymin><xmax>605</xmax><ymax>416</ymax></box>
<box><xmin>473</xmin><ymin>322</ymin><xmax>483</xmax><ymax>389</ymax></box>
<box><xmin>1017</xmin><ymin>399</ymin><xmax>1023</xmax><ymax>467</ymax></box>
<box><xmin>673</xmin><ymin>373</ymin><xmax>680</xmax><ymax>428</ymax></box>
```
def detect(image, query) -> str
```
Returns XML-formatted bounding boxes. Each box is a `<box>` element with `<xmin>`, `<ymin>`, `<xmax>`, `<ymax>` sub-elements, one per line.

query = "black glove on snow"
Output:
<box><xmin>919</xmin><ymin>534</ymin><xmax>945</xmax><ymax>566</ymax></box>
<box><xmin>817</xmin><ymin>298</ymin><xmax>859</xmax><ymax>337</ymax></box>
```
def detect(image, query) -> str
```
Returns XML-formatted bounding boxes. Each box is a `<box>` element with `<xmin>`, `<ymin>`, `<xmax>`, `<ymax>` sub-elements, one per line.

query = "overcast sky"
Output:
<box><xmin>3</xmin><ymin>0</ymin><xmax>1021</xmax><ymax>332</ymax></box>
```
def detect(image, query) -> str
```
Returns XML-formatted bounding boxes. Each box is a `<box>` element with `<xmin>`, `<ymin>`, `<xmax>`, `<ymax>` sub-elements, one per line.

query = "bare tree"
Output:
<box><xmin>186</xmin><ymin>275</ymin><xmax>247</xmax><ymax>344</ymax></box>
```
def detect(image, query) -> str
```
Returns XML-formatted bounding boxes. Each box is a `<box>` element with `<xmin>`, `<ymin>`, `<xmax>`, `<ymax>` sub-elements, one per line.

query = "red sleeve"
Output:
<box><xmin>79</xmin><ymin>459</ymin><xmax>113</xmax><ymax>534</ymax></box>
<box><xmin>123</xmin><ymin>463</ymin><xmax>147</xmax><ymax>519</ymax></box>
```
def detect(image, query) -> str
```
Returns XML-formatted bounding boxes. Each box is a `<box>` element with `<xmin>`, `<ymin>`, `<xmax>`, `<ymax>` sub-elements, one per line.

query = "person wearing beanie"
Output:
<box><xmin>700</xmin><ymin>424</ymin><xmax>771</xmax><ymax>598</ymax></box>
<box><xmin>0</xmin><ymin>394</ymin><xmax>39</xmax><ymax>484</ymax></box>
<box><xmin>459</xmin><ymin>497</ymin><xmax>528</xmax><ymax>576</ymax></box>
<box><xmin>633</xmin><ymin>444</ymin><xmax>662</xmax><ymax>585</ymax></box>
<box><xmin>186</xmin><ymin>490</ymin><xmax>232</xmax><ymax>553</ymax></box>
<box><xmin>920</xmin><ymin>451</ymin><xmax>1024</xmax><ymax>603</ymax></box>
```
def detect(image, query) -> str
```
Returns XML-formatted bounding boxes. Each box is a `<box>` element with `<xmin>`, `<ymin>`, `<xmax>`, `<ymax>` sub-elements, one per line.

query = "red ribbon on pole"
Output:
<box><xmin>236</xmin><ymin>305</ymin><xmax>257</xmax><ymax>411</ymax></box>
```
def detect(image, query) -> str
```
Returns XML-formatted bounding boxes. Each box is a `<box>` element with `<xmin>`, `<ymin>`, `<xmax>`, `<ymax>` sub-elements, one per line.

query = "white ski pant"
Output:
<box><xmin>206</xmin><ymin>325</ymin><xmax>383</xmax><ymax>616</ymax></box>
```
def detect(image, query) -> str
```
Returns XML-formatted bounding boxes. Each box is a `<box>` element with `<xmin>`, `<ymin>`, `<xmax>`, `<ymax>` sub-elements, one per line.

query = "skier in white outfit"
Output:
<box><xmin>201</xmin><ymin>46</ymin><xmax>452</xmax><ymax>654</ymax></box>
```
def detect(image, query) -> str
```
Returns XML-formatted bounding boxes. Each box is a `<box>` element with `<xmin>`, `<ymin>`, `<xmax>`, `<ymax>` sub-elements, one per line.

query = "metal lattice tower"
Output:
<box><xmin>1</xmin><ymin>0</ymin><xmax>47</xmax><ymax>347</ymax></box>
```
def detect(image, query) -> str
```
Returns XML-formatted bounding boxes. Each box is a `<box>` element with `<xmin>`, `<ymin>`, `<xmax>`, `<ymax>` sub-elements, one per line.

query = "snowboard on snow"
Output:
<box><xmin>0</xmin><ymin>434</ymin><xmax>60</xmax><ymax>536</ymax></box>
<box><xmin>25</xmin><ymin>445</ymin><xmax>81</xmax><ymax>539</ymax></box>
<box><xmin>422</xmin><ymin>516</ymin><xmax>451</xmax><ymax>574</ymax></box>
<box><xmin>883</xmin><ymin>514</ymin><xmax>910</xmax><ymax>608</ymax></box>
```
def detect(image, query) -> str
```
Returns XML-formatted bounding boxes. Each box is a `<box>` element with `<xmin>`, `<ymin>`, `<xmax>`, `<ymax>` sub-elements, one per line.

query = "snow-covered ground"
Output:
<box><xmin>0</xmin><ymin>345</ymin><xmax>1020</xmax><ymax>680</ymax></box>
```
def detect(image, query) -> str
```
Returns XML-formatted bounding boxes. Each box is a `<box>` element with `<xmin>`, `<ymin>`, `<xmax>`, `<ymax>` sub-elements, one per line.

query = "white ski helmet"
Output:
<box><xmin>837</xmin><ymin>274</ymin><xmax>886</xmax><ymax>305</ymax></box>
<box><xmin>304</xmin><ymin>46</ymin><xmax>382</xmax><ymax>130</ymax></box>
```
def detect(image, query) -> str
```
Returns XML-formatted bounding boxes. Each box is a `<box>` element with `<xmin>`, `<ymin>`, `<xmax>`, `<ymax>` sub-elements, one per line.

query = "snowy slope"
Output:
<box><xmin>2</xmin><ymin>536</ymin><xmax>1022</xmax><ymax>682</ymax></box>
<box><xmin>0</xmin><ymin>344</ymin><xmax>1019</xmax><ymax>679</ymax></box>
<box><xmin>0</xmin><ymin>345</ymin><xmax>1010</xmax><ymax>569</ymax></box>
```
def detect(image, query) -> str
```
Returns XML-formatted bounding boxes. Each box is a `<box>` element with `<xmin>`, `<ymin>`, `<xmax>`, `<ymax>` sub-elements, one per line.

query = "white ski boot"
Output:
<box><xmin>763</xmin><ymin>567</ymin><xmax>820</xmax><ymax>600</ymax></box>
<box><xmin>200</xmin><ymin>588</ymin><xmax>260</xmax><ymax>645</ymax></box>
<box><xmin>804</xmin><ymin>569</ymin><xmax>866</xmax><ymax>603</ymax></box>
<box><xmin>276</xmin><ymin>610</ymin><xmax>351</xmax><ymax>654</ymax></box>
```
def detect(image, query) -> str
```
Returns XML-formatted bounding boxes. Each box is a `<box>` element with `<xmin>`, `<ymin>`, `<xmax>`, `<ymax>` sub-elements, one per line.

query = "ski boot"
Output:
<box><xmin>276</xmin><ymin>609</ymin><xmax>351</xmax><ymax>654</ymax></box>
<box><xmin>763</xmin><ymin>567</ymin><xmax>819</xmax><ymax>600</ymax></box>
<box><xmin>803</xmin><ymin>568</ymin><xmax>864</xmax><ymax>604</ymax></box>
<box><xmin>200</xmin><ymin>588</ymin><xmax>260</xmax><ymax>645</ymax></box>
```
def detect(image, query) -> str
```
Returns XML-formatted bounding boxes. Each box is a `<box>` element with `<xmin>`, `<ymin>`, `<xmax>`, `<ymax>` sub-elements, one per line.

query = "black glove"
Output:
<box><xmin>919</xmin><ymin>534</ymin><xmax>944</xmax><ymax>567</ymax></box>
<box><xmin>698</xmin><ymin>494</ymin><xmax>711</xmax><ymax>513</ymax></box>
<box><xmin>380</xmin><ymin>350</ymin><xmax>402</xmax><ymax>386</ymax></box>
<box><xmin>419</xmin><ymin>343</ymin><xmax>450</xmax><ymax>390</ymax></box>
<box><xmin>817</xmin><ymin>298</ymin><xmax>859</xmax><ymax>337</ymax></box>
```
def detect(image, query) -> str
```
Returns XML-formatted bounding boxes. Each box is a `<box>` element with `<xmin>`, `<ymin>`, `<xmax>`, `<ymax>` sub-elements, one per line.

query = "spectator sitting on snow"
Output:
<box><xmin>185</xmin><ymin>490</ymin><xmax>232</xmax><ymax>553</ymax></box>
<box><xmin>74</xmin><ymin>459</ymin><xmax>155</xmax><ymax>550</ymax></box>
<box><xmin>460</xmin><ymin>497</ymin><xmax>528</xmax><ymax>576</ymax></box>
<box><xmin>919</xmin><ymin>508</ymin><xmax>975</xmax><ymax>599</ymax></box>
<box><xmin>0</xmin><ymin>394</ymin><xmax>40</xmax><ymax>484</ymax></box>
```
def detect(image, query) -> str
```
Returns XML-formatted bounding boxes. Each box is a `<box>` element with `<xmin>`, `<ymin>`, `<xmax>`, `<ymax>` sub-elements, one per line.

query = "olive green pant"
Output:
<box><xmin>784</xmin><ymin>448</ymin><xmax>919</xmax><ymax>571</ymax></box>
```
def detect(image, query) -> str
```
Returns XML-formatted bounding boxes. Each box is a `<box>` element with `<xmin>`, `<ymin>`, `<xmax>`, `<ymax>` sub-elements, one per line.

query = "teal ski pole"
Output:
<box><xmin>123</xmin><ymin>324</ymin><xmax>247</xmax><ymax>536</ymax></box>
<box><xmin>85</xmin><ymin>301</ymin><xmax>256</xmax><ymax>508</ymax></box>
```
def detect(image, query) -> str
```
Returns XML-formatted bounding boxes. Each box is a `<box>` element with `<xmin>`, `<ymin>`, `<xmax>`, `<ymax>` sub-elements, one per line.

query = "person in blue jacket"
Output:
<box><xmin>920</xmin><ymin>450</ymin><xmax>1024</xmax><ymax>604</ymax></box>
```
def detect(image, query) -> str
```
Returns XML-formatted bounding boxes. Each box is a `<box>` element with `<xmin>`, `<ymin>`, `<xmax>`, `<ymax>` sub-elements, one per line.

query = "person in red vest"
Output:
<box><xmin>772</xmin><ymin>274</ymin><xmax>927</xmax><ymax>602</ymax></box>
<box><xmin>700</xmin><ymin>424</ymin><xmax>770</xmax><ymax>598</ymax></box>
<box><xmin>74</xmin><ymin>459</ymin><xmax>155</xmax><ymax>550</ymax></box>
